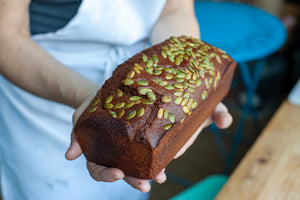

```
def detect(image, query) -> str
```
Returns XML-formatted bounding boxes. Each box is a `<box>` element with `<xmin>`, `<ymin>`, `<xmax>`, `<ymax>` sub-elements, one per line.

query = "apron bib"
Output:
<box><xmin>0</xmin><ymin>0</ymin><xmax>166</xmax><ymax>199</ymax></box>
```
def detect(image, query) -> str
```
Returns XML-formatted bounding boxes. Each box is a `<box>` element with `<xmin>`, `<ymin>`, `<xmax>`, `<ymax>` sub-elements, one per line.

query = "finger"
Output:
<box><xmin>87</xmin><ymin>162</ymin><xmax>124</xmax><ymax>182</ymax></box>
<box><xmin>123</xmin><ymin>176</ymin><xmax>151</xmax><ymax>193</ymax></box>
<box><xmin>65</xmin><ymin>131</ymin><xmax>83</xmax><ymax>160</ymax></box>
<box><xmin>153</xmin><ymin>169</ymin><xmax>167</xmax><ymax>184</ymax></box>
<box><xmin>213</xmin><ymin>112</ymin><xmax>233</xmax><ymax>129</ymax></box>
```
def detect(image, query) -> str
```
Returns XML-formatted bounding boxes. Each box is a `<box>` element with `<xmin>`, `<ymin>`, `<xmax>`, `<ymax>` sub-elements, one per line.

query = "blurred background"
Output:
<box><xmin>1</xmin><ymin>0</ymin><xmax>299</xmax><ymax>200</ymax></box>
<box><xmin>150</xmin><ymin>0</ymin><xmax>300</xmax><ymax>199</ymax></box>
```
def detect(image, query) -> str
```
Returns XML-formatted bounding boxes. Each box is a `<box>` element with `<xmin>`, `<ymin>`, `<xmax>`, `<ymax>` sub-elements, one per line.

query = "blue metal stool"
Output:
<box><xmin>170</xmin><ymin>175</ymin><xmax>228</xmax><ymax>200</ymax></box>
<box><xmin>194</xmin><ymin>1</ymin><xmax>287</xmax><ymax>173</ymax></box>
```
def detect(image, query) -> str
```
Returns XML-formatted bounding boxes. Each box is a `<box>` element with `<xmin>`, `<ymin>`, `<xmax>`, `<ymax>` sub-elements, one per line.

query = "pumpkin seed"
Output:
<box><xmin>196</xmin><ymin>79</ymin><xmax>201</xmax><ymax>87</ymax></box>
<box><xmin>164</xmin><ymin>124</ymin><xmax>172</xmax><ymax>130</ymax></box>
<box><xmin>192</xmin><ymin>102</ymin><xmax>198</xmax><ymax>109</ymax></box>
<box><xmin>116</xmin><ymin>89</ymin><xmax>123</xmax><ymax>97</ymax></box>
<box><xmin>214</xmin><ymin>79</ymin><xmax>218</xmax><ymax>90</ymax></box>
<box><xmin>165</xmin><ymin>74</ymin><xmax>174</xmax><ymax>80</ymax></box>
<box><xmin>127</xmin><ymin>71</ymin><xmax>135</xmax><ymax>78</ymax></box>
<box><xmin>157</xmin><ymin>108</ymin><xmax>164</xmax><ymax>118</ymax></box>
<box><xmin>174</xmin><ymin>91</ymin><xmax>183</xmax><ymax>96</ymax></box>
<box><xmin>146</xmin><ymin>59</ymin><xmax>153</xmax><ymax>67</ymax></box>
<box><xmin>137</xmin><ymin>108</ymin><xmax>145</xmax><ymax>117</ymax></box>
<box><xmin>109</xmin><ymin>110</ymin><xmax>117</xmax><ymax>118</ymax></box>
<box><xmin>145</xmin><ymin>67</ymin><xmax>153</xmax><ymax>74</ymax></box>
<box><xmin>142</xmin><ymin>54</ymin><xmax>148</xmax><ymax>62</ymax></box>
<box><xmin>92</xmin><ymin>99</ymin><xmax>100</xmax><ymax>106</ymax></box>
<box><xmin>183</xmin><ymin>92</ymin><xmax>190</xmax><ymax>99</ymax></box>
<box><xmin>147</xmin><ymin>92</ymin><xmax>156</xmax><ymax>101</ymax></box>
<box><xmin>134</xmin><ymin>99</ymin><xmax>141</xmax><ymax>104</ymax></box>
<box><xmin>137</xmin><ymin>80</ymin><xmax>149</xmax><ymax>86</ymax></box>
<box><xmin>175</xmin><ymin>78</ymin><xmax>185</xmax><ymax>83</ymax></box>
<box><xmin>176</xmin><ymin>73</ymin><xmax>186</xmax><ymax>79</ymax></box>
<box><xmin>153</xmin><ymin>70</ymin><xmax>162</xmax><ymax>75</ymax></box>
<box><xmin>169</xmin><ymin>113</ymin><xmax>175</xmax><ymax>123</ymax></box>
<box><xmin>127</xmin><ymin>110</ymin><xmax>137</xmax><ymax>119</ymax></box>
<box><xmin>134</xmin><ymin>63</ymin><xmax>144</xmax><ymax>70</ymax></box>
<box><xmin>188</xmin><ymin>87</ymin><xmax>195</xmax><ymax>93</ymax></box>
<box><xmin>173</xmin><ymin>83</ymin><xmax>183</xmax><ymax>89</ymax></box>
<box><xmin>205</xmin><ymin>79</ymin><xmax>210</xmax><ymax>89</ymax></box>
<box><xmin>163</xmin><ymin>109</ymin><xmax>169</xmax><ymax>119</ymax></box>
<box><xmin>124</xmin><ymin>102</ymin><xmax>134</xmax><ymax>109</ymax></box>
<box><xmin>216</xmin><ymin>55</ymin><xmax>222</xmax><ymax>64</ymax></box>
<box><xmin>115</xmin><ymin>102</ymin><xmax>125</xmax><ymax>109</ymax></box>
<box><xmin>134</xmin><ymin>67</ymin><xmax>141</xmax><ymax>74</ymax></box>
<box><xmin>123</xmin><ymin>78</ymin><xmax>134</xmax><ymax>85</ymax></box>
<box><xmin>202</xmin><ymin>91</ymin><xmax>208</xmax><ymax>100</ymax></box>
<box><xmin>130</xmin><ymin>96</ymin><xmax>141</xmax><ymax>101</ymax></box>
<box><xmin>181</xmin><ymin>98</ymin><xmax>189</xmax><ymax>106</ymax></box>
<box><xmin>118</xmin><ymin>108</ymin><xmax>125</xmax><ymax>118</ymax></box>
<box><xmin>165</xmin><ymin>85</ymin><xmax>175</xmax><ymax>90</ymax></box>
<box><xmin>153</xmin><ymin>78</ymin><xmax>162</xmax><ymax>84</ymax></box>
<box><xmin>162</xmin><ymin>96</ymin><xmax>172</xmax><ymax>103</ymax></box>
<box><xmin>152</xmin><ymin>55</ymin><xmax>159</xmax><ymax>63</ymax></box>
<box><xmin>105</xmin><ymin>95</ymin><xmax>113</xmax><ymax>104</ymax></box>
<box><xmin>142</xmin><ymin>99</ymin><xmax>153</xmax><ymax>105</ymax></box>
<box><xmin>89</xmin><ymin>106</ymin><xmax>97</xmax><ymax>113</ymax></box>
<box><xmin>159</xmin><ymin>81</ymin><xmax>168</xmax><ymax>87</ymax></box>
<box><xmin>183</xmin><ymin>106</ymin><xmax>190</xmax><ymax>113</ymax></box>
<box><xmin>139</xmin><ymin>88</ymin><xmax>152</xmax><ymax>95</ymax></box>
<box><xmin>175</xmin><ymin>57</ymin><xmax>181</xmax><ymax>65</ymax></box>
<box><xmin>104</xmin><ymin>103</ymin><xmax>113</xmax><ymax>109</ymax></box>
<box><xmin>175</xmin><ymin>97</ymin><xmax>183</xmax><ymax>104</ymax></box>
<box><xmin>161</xmin><ymin>51</ymin><xmax>167</xmax><ymax>58</ymax></box>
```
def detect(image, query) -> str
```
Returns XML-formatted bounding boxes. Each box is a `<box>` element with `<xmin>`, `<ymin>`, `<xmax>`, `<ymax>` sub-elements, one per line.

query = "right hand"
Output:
<box><xmin>65</xmin><ymin>93</ymin><xmax>167</xmax><ymax>193</ymax></box>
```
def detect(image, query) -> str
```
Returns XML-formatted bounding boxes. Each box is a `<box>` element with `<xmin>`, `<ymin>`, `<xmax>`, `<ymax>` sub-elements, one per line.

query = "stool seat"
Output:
<box><xmin>170</xmin><ymin>175</ymin><xmax>228</xmax><ymax>200</ymax></box>
<box><xmin>195</xmin><ymin>1</ymin><xmax>287</xmax><ymax>62</ymax></box>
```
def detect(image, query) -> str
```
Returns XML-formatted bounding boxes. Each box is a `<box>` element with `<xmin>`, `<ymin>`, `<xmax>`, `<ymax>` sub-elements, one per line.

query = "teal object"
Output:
<box><xmin>170</xmin><ymin>175</ymin><xmax>228</xmax><ymax>200</ymax></box>
<box><xmin>194</xmin><ymin>1</ymin><xmax>287</xmax><ymax>63</ymax></box>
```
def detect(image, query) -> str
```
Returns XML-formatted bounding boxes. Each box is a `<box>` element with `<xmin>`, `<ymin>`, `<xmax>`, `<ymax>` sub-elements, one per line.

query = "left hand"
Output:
<box><xmin>174</xmin><ymin>102</ymin><xmax>232</xmax><ymax>159</ymax></box>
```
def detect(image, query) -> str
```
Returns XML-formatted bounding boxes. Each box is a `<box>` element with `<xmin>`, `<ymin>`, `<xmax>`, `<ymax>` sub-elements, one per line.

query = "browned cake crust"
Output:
<box><xmin>74</xmin><ymin>36</ymin><xmax>236</xmax><ymax>179</ymax></box>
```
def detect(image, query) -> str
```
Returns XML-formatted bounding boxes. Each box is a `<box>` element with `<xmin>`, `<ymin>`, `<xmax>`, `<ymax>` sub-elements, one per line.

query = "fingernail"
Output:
<box><xmin>140</xmin><ymin>183</ymin><xmax>150</xmax><ymax>193</ymax></box>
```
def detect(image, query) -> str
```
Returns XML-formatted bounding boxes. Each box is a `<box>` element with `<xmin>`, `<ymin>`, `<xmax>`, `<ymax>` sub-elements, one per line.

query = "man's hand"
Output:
<box><xmin>65</xmin><ymin>93</ymin><xmax>232</xmax><ymax>193</ymax></box>
<box><xmin>174</xmin><ymin>103</ymin><xmax>232</xmax><ymax>159</ymax></box>
<box><xmin>65</xmin><ymin>93</ymin><xmax>167</xmax><ymax>193</ymax></box>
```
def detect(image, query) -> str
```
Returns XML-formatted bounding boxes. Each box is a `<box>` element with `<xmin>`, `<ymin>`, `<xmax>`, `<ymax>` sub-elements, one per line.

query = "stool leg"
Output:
<box><xmin>210</xmin><ymin>124</ymin><xmax>228</xmax><ymax>164</ymax></box>
<box><xmin>225</xmin><ymin>59</ymin><xmax>266</xmax><ymax>173</ymax></box>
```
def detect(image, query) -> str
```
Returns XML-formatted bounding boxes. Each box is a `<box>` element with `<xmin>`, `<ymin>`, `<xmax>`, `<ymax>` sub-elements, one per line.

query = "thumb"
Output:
<box><xmin>65</xmin><ymin>131</ymin><xmax>83</xmax><ymax>160</ymax></box>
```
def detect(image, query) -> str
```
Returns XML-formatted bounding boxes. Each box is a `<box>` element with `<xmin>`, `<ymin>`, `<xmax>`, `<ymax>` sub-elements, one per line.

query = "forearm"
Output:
<box><xmin>0</xmin><ymin>34</ymin><xmax>99</xmax><ymax>108</ymax></box>
<box><xmin>150</xmin><ymin>0</ymin><xmax>200</xmax><ymax>45</ymax></box>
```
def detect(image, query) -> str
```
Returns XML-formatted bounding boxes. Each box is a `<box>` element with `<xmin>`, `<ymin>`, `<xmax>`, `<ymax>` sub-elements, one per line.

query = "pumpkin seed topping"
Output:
<box><xmin>89</xmin><ymin>106</ymin><xmax>97</xmax><ymax>113</ymax></box>
<box><xmin>164</xmin><ymin>124</ymin><xmax>172</xmax><ymax>130</ymax></box>
<box><xmin>105</xmin><ymin>95</ymin><xmax>113</xmax><ymax>104</ymax></box>
<box><xmin>157</xmin><ymin>108</ymin><xmax>164</xmax><ymax>118</ymax></box>
<box><xmin>123</xmin><ymin>78</ymin><xmax>134</xmax><ymax>85</ymax></box>
<box><xmin>109</xmin><ymin>110</ymin><xmax>117</xmax><ymax>118</ymax></box>
<box><xmin>116</xmin><ymin>89</ymin><xmax>123</xmax><ymax>97</ymax></box>
<box><xmin>162</xmin><ymin>96</ymin><xmax>172</xmax><ymax>103</ymax></box>
<box><xmin>124</xmin><ymin>102</ymin><xmax>134</xmax><ymax>109</ymax></box>
<box><xmin>114</xmin><ymin>102</ymin><xmax>125</xmax><ymax>109</ymax></box>
<box><xmin>104</xmin><ymin>103</ymin><xmax>113</xmax><ymax>109</ymax></box>
<box><xmin>118</xmin><ymin>109</ymin><xmax>125</xmax><ymax>118</ymax></box>
<box><xmin>137</xmin><ymin>80</ymin><xmax>149</xmax><ymax>86</ymax></box>
<box><xmin>127</xmin><ymin>110</ymin><xmax>137</xmax><ymax>119</ymax></box>
<box><xmin>137</xmin><ymin>108</ymin><xmax>145</xmax><ymax>117</ymax></box>
<box><xmin>92</xmin><ymin>99</ymin><xmax>100</xmax><ymax>106</ymax></box>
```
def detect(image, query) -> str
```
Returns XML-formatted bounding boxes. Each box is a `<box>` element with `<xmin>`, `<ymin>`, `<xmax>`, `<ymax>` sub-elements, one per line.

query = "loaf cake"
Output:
<box><xmin>74</xmin><ymin>36</ymin><xmax>236</xmax><ymax>179</ymax></box>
